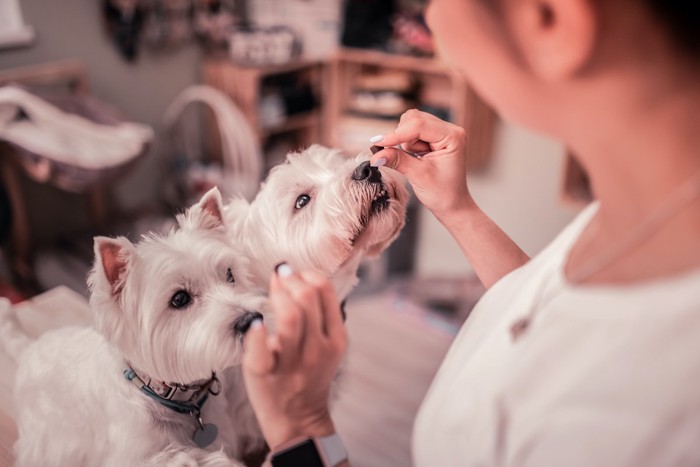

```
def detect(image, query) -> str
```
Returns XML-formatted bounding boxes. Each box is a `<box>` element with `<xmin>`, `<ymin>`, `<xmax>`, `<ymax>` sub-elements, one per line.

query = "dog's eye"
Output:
<box><xmin>226</xmin><ymin>267</ymin><xmax>235</xmax><ymax>284</ymax></box>
<box><xmin>295</xmin><ymin>194</ymin><xmax>311</xmax><ymax>210</ymax></box>
<box><xmin>170</xmin><ymin>290</ymin><xmax>192</xmax><ymax>309</ymax></box>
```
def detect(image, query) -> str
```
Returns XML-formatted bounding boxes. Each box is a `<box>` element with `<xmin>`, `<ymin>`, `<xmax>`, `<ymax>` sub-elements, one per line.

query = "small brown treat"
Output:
<box><xmin>370</xmin><ymin>145</ymin><xmax>384</xmax><ymax>154</ymax></box>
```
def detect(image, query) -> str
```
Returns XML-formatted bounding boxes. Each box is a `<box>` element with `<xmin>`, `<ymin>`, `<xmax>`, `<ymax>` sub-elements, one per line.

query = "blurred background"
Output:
<box><xmin>0</xmin><ymin>1</ymin><xmax>590</xmax><ymax>465</ymax></box>
<box><xmin>0</xmin><ymin>0</ymin><xmax>587</xmax><ymax>302</ymax></box>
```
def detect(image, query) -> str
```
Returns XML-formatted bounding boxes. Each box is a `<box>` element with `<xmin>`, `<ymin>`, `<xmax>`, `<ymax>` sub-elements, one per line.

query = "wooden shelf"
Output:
<box><xmin>336</xmin><ymin>47</ymin><xmax>457</xmax><ymax>76</ymax></box>
<box><xmin>203</xmin><ymin>56</ymin><xmax>325</xmax><ymax>77</ymax></box>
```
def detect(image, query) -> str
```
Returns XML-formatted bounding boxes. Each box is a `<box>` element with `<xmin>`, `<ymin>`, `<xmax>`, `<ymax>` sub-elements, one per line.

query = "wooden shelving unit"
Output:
<box><xmin>202</xmin><ymin>50</ymin><xmax>496</xmax><ymax>170</ymax></box>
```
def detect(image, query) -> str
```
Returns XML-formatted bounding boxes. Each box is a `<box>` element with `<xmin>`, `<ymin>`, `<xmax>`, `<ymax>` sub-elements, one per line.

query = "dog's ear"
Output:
<box><xmin>178</xmin><ymin>187</ymin><xmax>227</xmax><ymax>232</ymax></box>
<box><xmin>198</xmin><ymin>187</ymin><xmax>225</xmax><ymax>226</ymax></box>
<box><xmin>180</xmin><ymin>187</ymin><xmax>227</xmax><ymax>232</ymax></box>
<box><xmin>93</xmin><ymin>236</ymin><xmax>133</xmax><ymax>294</ymax></box>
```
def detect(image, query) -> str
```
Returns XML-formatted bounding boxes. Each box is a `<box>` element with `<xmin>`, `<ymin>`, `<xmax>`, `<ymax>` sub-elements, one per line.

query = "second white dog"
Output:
<box><xmin>225</xmin><ymin>145</ymin><xmax>408</xmax><ymax>300</ymax></box>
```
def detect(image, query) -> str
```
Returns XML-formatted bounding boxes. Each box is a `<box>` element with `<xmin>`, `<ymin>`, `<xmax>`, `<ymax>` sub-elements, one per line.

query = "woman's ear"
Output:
<box><xmin>504</xmin><ymin>0</ymin><xmax>597</xmax><ymax>79</ymax></box>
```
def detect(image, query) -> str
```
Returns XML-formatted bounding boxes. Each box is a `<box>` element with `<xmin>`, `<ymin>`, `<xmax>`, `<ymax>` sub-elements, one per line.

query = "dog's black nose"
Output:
<box><xmin>233</xmin><ymin>311</ymin><xmax>263</xmax><ymax>335</ymax></box>
<box><xmin>352</xmin><ymin>161</ymin><xmax>382</xmax><ymax>184</ymax></box>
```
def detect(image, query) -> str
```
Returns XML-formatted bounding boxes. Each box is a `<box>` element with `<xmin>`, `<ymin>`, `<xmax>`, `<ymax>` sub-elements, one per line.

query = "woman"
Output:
<box><xmin>242</xmin><ymin>0</ymin><xmax>700</xmax><ymax>465</ymax></box>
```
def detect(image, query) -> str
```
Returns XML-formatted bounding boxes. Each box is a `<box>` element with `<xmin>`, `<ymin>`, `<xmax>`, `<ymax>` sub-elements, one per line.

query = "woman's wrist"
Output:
<box><xmin>430</xmin><ymin>195</ymin><xmax>478</xmax><ymax>225</ymax></box>
<box><xmin>266</xmin><ymin>412</ymin><xmax>337</xmax><ymax>451</ymax></box>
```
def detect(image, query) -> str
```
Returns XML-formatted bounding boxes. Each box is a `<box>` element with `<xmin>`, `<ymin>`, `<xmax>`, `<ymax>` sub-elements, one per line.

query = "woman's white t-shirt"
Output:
<box><xmin>412</xmin><ymin>203</ymin><xmax>700</xmax><ymax>466</ymax></box>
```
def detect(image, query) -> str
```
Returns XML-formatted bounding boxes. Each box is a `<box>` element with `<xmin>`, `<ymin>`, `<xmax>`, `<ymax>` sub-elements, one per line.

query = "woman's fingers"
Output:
<box><xmin>269</xmin><ymin>273</ymin><xmax>305</xmax><ymax>361</ymax></box>
<box><xmin>265</xmin><ymin>264</ymin><xmax>347</xmax><ymax>372</ymax></box>
<box><xmin>300</xmin><ymin>271</ymin><xmax>346</xmax><ymax>345</ymax></box>
<box><xmin>402</xmin><ymin>139</ymin><xmax>432</xmax><ymax>153</ymax></box>
<box><xmin>375</xmin><ymin>109</ymin><xmax>466</xmax><ymax>151</ymax></box>
<box><xmin>275</xmin><ymin>267</ymin><xmax>324</xmax><ymax>345</ymax></box>
<box><xmin>243</xmin><ymin>319</ymin><xmax>276</xmax><ymax>374</ymax></box>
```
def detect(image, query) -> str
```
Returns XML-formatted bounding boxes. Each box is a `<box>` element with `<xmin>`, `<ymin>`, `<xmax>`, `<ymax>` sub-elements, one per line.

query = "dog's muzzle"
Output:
<box><xmin>233</xmin><ymin>311</ymin><xmax>264</xmax><ymax>335</ymax></box>
<box><xmin>353</xmin><ymin>161</ymin><xmax>390</xmax><ymax>214</ymax></box>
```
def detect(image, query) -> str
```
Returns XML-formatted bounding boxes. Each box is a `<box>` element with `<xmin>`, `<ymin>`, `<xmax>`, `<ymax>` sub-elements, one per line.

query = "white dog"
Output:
<box><xmin>3</xmin><ymin>188</ymin><xmax>267</xmax><ymax>467</ymax></box>
<box><xmin>225</xmin><ymin>145</ymin><xmax>408</xmax><ymax>300</ymax></box>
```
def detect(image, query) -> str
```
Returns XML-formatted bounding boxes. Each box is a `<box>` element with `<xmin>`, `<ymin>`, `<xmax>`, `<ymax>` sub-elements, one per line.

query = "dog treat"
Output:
<box><xmin>370</xmin><ymin>145</ymin><xmax>384</xmax><ymax>154</ymax></box>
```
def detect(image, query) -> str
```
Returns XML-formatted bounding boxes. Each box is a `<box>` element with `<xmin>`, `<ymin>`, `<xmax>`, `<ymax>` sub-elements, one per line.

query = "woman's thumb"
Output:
<box><xmin>243</xmin><ymin>319</ymin><xmax>276</xmax><ymax>374</ymax></box>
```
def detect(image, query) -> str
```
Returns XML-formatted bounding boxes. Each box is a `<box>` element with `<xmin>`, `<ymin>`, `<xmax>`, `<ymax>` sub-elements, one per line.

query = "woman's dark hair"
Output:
<box><xmin>643</xmin><ymin>1</ymin><xmax>699</xmax><ymax>58</ymax></box>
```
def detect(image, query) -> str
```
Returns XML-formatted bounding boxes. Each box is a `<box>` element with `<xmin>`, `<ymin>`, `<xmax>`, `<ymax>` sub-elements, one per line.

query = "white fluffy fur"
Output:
<box><xmin>225</xmin><ymin>145</ymin><xmax>408</xmax><ymax>299</ymax></box>
<box><xmin>8</xmin><ymin>188</ymin><xmax>266</xmax><ymax>467</ymax></box>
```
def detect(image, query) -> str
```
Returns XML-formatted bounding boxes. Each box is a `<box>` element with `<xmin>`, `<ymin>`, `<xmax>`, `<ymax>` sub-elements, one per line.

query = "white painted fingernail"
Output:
<box><xmin>369</xmin><ymin>134</ymin><xmax>384</xmax><ymax>143</ymax></box>
<box><xmin>249</xmin><ymin>319</ymin><xmax>263</xmax><ymax>330</ymax></box>
<box><xmin>371</xmin><ymin>157</ymin><xmax>387</xmax><ymax>168</ymax></box>
<box><xmin>275</xmin><ymin>262</ymin><xmax>294</xmax><ymax>277</ymax></box>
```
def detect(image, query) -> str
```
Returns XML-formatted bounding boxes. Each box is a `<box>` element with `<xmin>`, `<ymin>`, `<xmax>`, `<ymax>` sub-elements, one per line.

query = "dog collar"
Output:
<box><xmin>123</xmin><ymin>365</ymin><xmax>221</xmax><ymax>448</ymax></box>
<box><xmin>123</xmin><ymin>366</ymin><xmax>220</xmax><ymax>413</ymax></box>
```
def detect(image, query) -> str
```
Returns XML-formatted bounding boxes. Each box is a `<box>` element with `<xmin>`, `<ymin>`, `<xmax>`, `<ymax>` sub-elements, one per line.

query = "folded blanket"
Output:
<box><xmin>0</xmin><ymin>85</ymin><xmax>153</xmax><ymax>170</ymax></box>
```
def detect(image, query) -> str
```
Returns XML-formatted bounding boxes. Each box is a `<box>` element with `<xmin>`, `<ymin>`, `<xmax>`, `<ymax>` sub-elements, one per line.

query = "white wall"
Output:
<box><xmin>415</xmin><ymin>121</ymin><xmax>581</xmax><ymax>277</ymax></box>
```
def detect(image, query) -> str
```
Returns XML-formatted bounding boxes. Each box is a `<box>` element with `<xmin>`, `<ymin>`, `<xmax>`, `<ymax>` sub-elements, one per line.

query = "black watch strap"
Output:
<box><xmin>271</xmin><ymin>434</ymin><xmax>348</xmax><ymax>467</ymax></box>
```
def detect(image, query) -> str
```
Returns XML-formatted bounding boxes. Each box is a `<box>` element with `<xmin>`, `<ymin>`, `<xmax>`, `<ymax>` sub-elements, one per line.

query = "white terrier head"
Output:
<box><xmin>227</xmin><ymin>145</ymin><xmax>408</xmax><ymax>298</ymax></box>
<box><xmin>88</xmin><ymin>188</ymin><xmax>266</xmax><ymax>385</ymax></box>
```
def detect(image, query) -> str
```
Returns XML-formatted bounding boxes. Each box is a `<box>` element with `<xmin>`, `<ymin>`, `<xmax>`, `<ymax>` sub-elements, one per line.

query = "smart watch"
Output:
<box><xmin>270</xmin><ymin>433</ymin><xmax>348</xmax><ymax>467</ymax></box>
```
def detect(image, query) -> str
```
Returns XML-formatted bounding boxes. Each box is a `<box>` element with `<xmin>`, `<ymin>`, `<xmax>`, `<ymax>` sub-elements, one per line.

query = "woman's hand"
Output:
<box><xmin>241</xmin><ymin>264</ymin><xmax>348</xmax><ymax>450</ymax></box>
<box><xmin>371</xmin><ymin>109</ymin><xmax>528</xmax><ymax>288</ymax></box>
<box><xmin>371</xmin><ymin>109</ymin><xmax>473</xmax><ymax>218</ymax></box>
